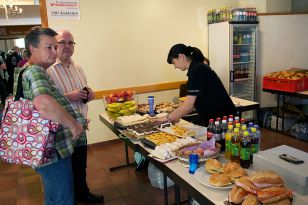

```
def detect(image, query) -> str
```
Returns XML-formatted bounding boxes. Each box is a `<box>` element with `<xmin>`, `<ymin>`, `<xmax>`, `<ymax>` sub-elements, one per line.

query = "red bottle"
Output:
<box><xmin>207</xmin><ymin>119</ymin><xmax>215</xmax><ymax>140</ymax></box>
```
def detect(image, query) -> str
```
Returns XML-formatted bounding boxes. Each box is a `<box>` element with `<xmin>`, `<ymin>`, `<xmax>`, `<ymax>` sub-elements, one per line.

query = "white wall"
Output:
<box><xmin>257</xmin><ymin>14</ymin><xmax>308</xmax><ymax>108</ymax></box>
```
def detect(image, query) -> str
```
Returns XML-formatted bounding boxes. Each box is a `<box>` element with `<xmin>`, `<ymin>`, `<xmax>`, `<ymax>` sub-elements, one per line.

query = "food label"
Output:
<box><xmin>207</xmin><ymin>131</ymin><xmax>213</xmax><ymax>139</ymax></box>
<box><xmin>240</xmin><ymin>147</ymin><xmax>251</xmax><ymax>160</ymax></box>
<box><xmin>231</xmin><ymin>143</ymin><xmax>239</xmax><ymax>156</ymax></box>
<box><xmin>252</xmin><ymin>144</ymin><xmax>259</xmax><ymax>153</ymax></box>
<box><xmin>226</xmin><ymin>140</ymin><xmax>232</xmax><ymax>151</ymax></box>
<box><xmin>213</xmin><ymin>133</ymin><xmax>222</xmax><ymax>141</ymax></box>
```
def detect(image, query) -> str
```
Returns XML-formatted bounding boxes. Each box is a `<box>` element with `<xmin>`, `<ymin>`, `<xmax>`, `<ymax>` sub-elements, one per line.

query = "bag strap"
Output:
<box><xmin>14</xmin><ymin>68</ymin><xmax>27</xmax><ymax>101</ymax></box>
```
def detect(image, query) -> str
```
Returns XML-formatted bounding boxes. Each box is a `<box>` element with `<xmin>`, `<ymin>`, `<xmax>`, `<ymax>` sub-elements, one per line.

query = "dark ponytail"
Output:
<box><xmin>167</xmin><ymin>44</ymin><xmax>205</xmax><ymax>64</ymax></box>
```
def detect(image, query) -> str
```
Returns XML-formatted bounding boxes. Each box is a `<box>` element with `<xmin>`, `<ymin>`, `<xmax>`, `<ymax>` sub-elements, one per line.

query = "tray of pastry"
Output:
<box><xmin>121</xmin><ymin>121</ymin><xmax>163</xmax><ymax>140</ymax></box>
<box><xmin>159</xmin><ymin>123</ymin><xmax>196</xmax><ymax>138</ymax></box>
<box><xmin>141</xmin><ymin>132</ymin><xmax>179</xmax><ymax>148</ymax></box>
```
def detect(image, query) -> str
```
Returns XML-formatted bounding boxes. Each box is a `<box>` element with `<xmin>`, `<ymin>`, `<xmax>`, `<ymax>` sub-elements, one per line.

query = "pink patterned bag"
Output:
<box><xmin>0</xmin><ymin>69</ymin><xmax>59</xmax><ymax>168</ymax></box>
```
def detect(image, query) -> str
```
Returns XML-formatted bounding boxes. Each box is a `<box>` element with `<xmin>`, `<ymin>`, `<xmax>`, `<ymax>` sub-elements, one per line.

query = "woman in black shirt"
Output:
<box><xmin>159</xmin><ymin>44</ymin><xmax>236</xmax><ymax>126</ymax></box>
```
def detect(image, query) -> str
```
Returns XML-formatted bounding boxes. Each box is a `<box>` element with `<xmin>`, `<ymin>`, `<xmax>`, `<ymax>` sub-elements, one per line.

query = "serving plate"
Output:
<box><xmin>193</xmin><ymin>167</ymin><xmax>233</xmax><ymax>189</ymax></box>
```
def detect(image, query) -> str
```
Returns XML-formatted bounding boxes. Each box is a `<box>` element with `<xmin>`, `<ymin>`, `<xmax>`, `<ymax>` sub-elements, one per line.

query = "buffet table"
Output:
<box><xmin>99</xmin><ymin>113</ymin><xmax>308</xmax><ymax>205</ymax></box>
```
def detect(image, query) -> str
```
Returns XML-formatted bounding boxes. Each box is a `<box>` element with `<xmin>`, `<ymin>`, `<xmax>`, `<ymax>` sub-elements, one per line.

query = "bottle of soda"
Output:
<box><xmin>228</xmin><ymin>115</ymin><xmax>234</xmax><ymax>125</ymax></box>
<box><xmin>253</xmin><ymin>125</ymin><xmax>261</xmax><ymax>152</ymax></box>
<box><xmin>250</xmin><ymin>127</ymin><xmax>258</xmax><ymax>164</ymax></box>
<box><xmin>240</xmin><ymin>118</ymin><xmax>246</xmax><ymax>126</ymax></box>
<box><xmin>235</xmin><ymin>122</ymin><xmax>241</xmax><ymax>130</ymax></box>
<box><xmin>248</xmin><ymin>122</ymin><xmax>254</xmax><ymax>133</ymax></box>
<box><xmin>221</xmin><ymin>119</ymin><xmax>228</xmax><ymax>151</ymax></box>
<box><xmin>240</xmin><ymin>131</ymin><xmax>251</xmax><ymax>168</ymax></box>
<box><xmin>239</xmin><ymin>124</ymin><xmax>247</xmax><ymax>141</ymax></box>
<box><xmin>213</xmin><ymin>121</ymin><xmax>223</xmax><ymax>149</ymax></box>
<box><xmin>207</xmin><ymin>119</ymin><xmax>215</xmax><ymax>140</ymax></box>
<box><xmin>231</xmin><ymin>128</ymin><xmax>240</xmax><ymax>163</ymax></box>
<box><xmin>225</xmin><ymin>124</ymin><xmax>234</xmax><ymax>160</ymax></box>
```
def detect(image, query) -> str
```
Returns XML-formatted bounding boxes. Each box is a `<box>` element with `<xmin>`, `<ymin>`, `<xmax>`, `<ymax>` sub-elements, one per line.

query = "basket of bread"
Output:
<box><xmin>263</xmin><ymin>69</ymin><xmax>308</xmax><ymax>92</ymax></box>
<box><xmin>176</xmin><ymin>138</ymin><xmax>220</xmax><ymax>168</ymax></box>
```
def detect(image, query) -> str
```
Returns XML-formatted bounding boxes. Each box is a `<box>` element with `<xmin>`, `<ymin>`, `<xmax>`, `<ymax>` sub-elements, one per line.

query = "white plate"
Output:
<box><xmin>193</xmin><ymin>167</ymin><xmax>233</xmax><ymax>189</ymax></box>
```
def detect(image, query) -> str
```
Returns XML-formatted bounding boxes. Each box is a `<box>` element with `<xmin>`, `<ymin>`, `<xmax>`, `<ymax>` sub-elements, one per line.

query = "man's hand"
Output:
<box><xmin>86</xmin><ymin>87</ymin><xmax>95</xmax><ymax>101</ymax></box>
<box><xmin>65</xmin><ymin>89</ymin><xmax>88</xmax><ymax>102</ymax></box>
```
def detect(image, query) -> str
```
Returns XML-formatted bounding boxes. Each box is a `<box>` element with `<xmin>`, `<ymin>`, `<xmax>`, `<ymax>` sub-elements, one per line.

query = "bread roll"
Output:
<box><xmin>209</xmin><ymin>173</ymin><xmax>231</xmax><ymax>187</ymax></box>
<box><xmin>228</xmin><ymin>167</ymin><xmax>247</xmax><ymax>181</ymax></box>
<box><xmin>250</xmin><ymin>171</ymin><xmax>283</xmax><ymax>188</ymax></box>
<box><xmin>242</xmin><ymin>194</ymin><xmax>258</xmax><ymax>205</ymax></box>
<box><xmin>223</xmin><ymin>162</ymin><xmax>241</xmax><ymax>174</ymax></box>
<box><xmin>258</xmin><ymin>186</ymin><xmax>292</xmax><ymax>204</ymax></box>
<box><xmin>229</xmin><ymin>186</ymin><xmax>247</xmax><ymax>204</ymax></box>
<box><xmin>235</xmin><ymin>176</ymin><xmax>261</xmax><ymax>194</ymax></box>
<box><xmin>205</xmin><ymin>159</ymin><xmax>222</xmax><ymax>174</ymax></box>
<box><xmin>263</xmin><ymin>198</ymin><xmax>291</xmax><ymax>205</ymax></box>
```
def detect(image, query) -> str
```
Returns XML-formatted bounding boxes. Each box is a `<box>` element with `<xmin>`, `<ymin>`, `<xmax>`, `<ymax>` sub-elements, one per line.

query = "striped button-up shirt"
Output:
<box><xmin>47</xmin><ymin>59</ymin><xmax>88</xmax><ymax>117</ymax></box>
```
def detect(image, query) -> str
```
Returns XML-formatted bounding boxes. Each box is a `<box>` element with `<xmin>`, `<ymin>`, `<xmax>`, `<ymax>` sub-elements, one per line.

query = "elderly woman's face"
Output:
<box><xmin>30</xmin><ymin>35</ymin><xmax>58</xmax><ymax>68</ymax></box>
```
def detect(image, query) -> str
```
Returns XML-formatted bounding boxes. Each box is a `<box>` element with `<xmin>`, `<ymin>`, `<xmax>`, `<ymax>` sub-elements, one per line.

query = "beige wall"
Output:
<box><xmin>47</xmin><ymin>0</ymin><xmax>296</xmax><ymax>144</ymax></box>
<box><xmin>48</xmin><ymin>0</ymin><xmax>242</xmax><ymax>144</ymax></box>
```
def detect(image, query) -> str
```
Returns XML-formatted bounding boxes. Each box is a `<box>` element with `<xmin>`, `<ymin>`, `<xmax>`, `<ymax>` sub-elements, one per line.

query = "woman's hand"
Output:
<box><xmin>70</xmin><ymin>122</ymin><xmax>84</xmax><ymax>140</ymax></box>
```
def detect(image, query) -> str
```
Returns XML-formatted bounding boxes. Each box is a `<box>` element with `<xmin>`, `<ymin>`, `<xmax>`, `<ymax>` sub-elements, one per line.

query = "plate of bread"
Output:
<box><xmin>194</xmin><ymin>159</ymin><xmax>249</xmax><ymax>189</ymax></box>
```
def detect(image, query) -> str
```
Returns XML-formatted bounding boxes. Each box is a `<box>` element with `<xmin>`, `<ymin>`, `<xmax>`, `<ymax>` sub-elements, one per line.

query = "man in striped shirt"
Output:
<box><xmin>47</xmin><ymin>30</ymin><xmax>103</xmax><ymax>204</ymax></box>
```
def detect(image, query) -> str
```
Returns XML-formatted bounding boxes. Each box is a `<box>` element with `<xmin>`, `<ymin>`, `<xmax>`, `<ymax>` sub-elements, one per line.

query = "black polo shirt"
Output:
<box><xmin>186</xmin><ymin>60</ymin><xmax>236</xmax><ymax>126</ymax></box>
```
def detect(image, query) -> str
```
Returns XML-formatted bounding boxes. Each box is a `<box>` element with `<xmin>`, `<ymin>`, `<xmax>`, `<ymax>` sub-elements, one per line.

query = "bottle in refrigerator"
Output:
<box><xmin>231</xmin><ymin>128</ymin><xmax>240</xmax><ymax>163</ymax></box>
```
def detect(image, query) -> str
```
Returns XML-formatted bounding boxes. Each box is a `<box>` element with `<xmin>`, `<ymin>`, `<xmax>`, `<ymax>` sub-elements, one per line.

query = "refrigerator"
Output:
<box><xmin>209</xmin><ymin>21</ymin><xmax>258</xmax><ymax>102</ymax></box>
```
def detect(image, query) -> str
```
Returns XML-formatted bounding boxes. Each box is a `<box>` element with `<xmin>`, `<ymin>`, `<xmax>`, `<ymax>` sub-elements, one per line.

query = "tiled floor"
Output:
<box><xmin>0</xmin><ymin>128</ymin><xmax>307</xmax><ymax>205</ymax></box>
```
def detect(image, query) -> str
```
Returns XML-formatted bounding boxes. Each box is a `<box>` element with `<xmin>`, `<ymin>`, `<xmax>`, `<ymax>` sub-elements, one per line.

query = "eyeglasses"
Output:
<box><xmin>57</xmin><ymin>41</ymin><xmax>76</xmax><ymax>47</ymax></box>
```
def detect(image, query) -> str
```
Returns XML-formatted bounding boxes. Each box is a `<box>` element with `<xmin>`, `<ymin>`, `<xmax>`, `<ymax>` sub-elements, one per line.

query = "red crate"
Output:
<box><xmin>263</xmin><ymin>77</ymin><xmax>308</xmax><ymax>92</ymax></box>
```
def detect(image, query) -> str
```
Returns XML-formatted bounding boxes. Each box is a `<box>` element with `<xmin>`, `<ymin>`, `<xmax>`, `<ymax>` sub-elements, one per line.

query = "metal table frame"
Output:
<box><xmin>263</xmin><ymin>89</ymin><xmax>308</xmax><ymax>132</ymax></box>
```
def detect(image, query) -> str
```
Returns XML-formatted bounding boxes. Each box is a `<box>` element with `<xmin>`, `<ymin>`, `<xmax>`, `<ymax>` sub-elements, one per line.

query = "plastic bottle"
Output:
<box><xmin>225</xmin><ymin>124</ymin><xmax>234</xmax><ymax>160</ymax></box>
<box><xmin>221</xmin><ymin>119</ymin><xmax>228</xmax><ymax>152</ymax></box>
<box><xmin>253</xmin><ymin>125</ymin><xmax>261</xmax><ymax>152</ymax></box>
<box><xmin>213</xmin><ymin>121</ymin><xmax>223</xmax><ymax>149</ymax></box>
<box><xmin>207</xmin><ymin>119</ymin><xmax>215</xmax><ymax>140</ymax></box>
<box><xmin>240</xmin><ymin>131</ymin><xmax>251</xmax><ymax>168</ymax></box>
<box><xmin>231</xmin><ymin>128</ymin><xmax>240</xmax><ymax>163</ymax></box>
<box><xmin>248</xmin><ymin>122</ymin><xmax>254</xmax><ymax>133</ymax></box>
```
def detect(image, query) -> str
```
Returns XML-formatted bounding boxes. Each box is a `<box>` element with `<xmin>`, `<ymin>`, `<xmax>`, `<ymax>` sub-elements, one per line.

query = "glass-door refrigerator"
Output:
<box><xmin>209</xmin><ymin>21</ymin><xmax>258</xmax><ymax>118</ymax></box>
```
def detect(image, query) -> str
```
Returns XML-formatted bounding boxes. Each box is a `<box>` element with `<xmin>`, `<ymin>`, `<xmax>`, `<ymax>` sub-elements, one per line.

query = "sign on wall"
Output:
<box><xmin>46</xmin><ymin>0</ymin><xmax>80</xmax><ymax>20</ymax></box>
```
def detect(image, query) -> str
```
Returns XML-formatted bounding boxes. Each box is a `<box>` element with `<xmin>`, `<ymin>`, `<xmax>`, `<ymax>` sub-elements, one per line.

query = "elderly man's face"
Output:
<box><xmin>29</xmin><ymin>35</ymin><xmax>58</xmax><ymax>69</ymax></box>
<box><xmin>56</xmin><ymin>32</ymin><xmax>75</xmax><ymax>60</ymax></box>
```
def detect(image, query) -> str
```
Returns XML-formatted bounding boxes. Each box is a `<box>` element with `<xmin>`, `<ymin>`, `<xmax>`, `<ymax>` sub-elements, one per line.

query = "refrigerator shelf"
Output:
<box><xmin>234</xmin><ymin>78</ymin><xmax>250</xmax><ymax>82</ymax></box>
<box><xmin>233</xmin><ymin>61</ymin><xmax>253</xmax><ymax>65</ymax></box>
<box><xmin>233</xmin><ymin>44</ymin><xmax>253</xmax><ymax>46</ymax></box>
